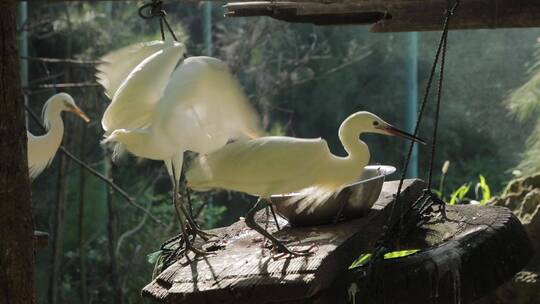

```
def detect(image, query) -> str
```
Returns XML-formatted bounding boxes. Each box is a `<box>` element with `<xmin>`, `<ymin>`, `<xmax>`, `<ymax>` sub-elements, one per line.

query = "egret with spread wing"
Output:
<box><xmin>97</xmin><ymin>41</ymin><xmax>260</xmax><ymax>254</ymax></box>
<box><xmin>28</xmin><ymin>93</ymin><xmax>90</xmax><ymax>179</ymax></box>
<box><xmin>187</xmin><ymin>111</ymin><xmax>425</xmax><ymax>255</ymax></box>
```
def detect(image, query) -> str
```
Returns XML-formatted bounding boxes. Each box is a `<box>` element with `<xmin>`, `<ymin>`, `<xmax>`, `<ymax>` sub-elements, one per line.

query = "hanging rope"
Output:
<box><xmin>365</xmin><ymin>0</ymin><xmax>460</xmax><ymax>290</ymax></box>
<box><xmin>139</xmin><ymin>0</ymin><xmax>178</xmax><ymax>42</ymax></box>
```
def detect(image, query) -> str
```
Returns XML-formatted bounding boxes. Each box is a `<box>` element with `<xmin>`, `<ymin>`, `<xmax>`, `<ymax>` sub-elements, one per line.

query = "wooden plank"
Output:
<box><xmin>223</xmin><ymin>1</ymin><xmax>540</xmax><ymax>31</ymax></box>
<box><xmin>371</xmin><ymin>0</ymin><xmax>540</xmax><ymax>32</ymax></box>
<box><xmin>34</xmin><ymin>230</ymin><xmax>49</xmax><ymax>249</ymax></box>
<box><xmin>142</xmin><ymin>179</ymin><xmax>426</xmax><ymax>303</ymax></box>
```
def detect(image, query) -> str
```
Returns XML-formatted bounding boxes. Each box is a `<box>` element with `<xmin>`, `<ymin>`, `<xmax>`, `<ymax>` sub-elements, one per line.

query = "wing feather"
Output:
<box><xmin>186</xmin><ymin>136</ymin><xmax>330</xmax><ymax>196</ymax></box>
<box><xmin>101</xmin><ymin>41</ymin><xmax>185</xmax><ymax>135</ymax></box>
<box><xmin>96</xmin><ymin>40</ymin><xmax>166</xmax><ymax>99</ymax></box>
<box><xmin>155</xmin><ymin>56</ymin><xmax>261</xmax><ymax>154</ymax></box>
<box><xmin>27</xmin><ymin>132</ymin><xmax>61</xmax><ymax>179</ymax></box>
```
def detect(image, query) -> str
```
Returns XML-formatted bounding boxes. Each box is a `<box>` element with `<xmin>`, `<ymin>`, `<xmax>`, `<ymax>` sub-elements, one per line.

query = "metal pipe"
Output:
<box><xmin>202</xmin><ymin>2</ymin><xmax>212</xmax><ymax>56</ymax></box>
<box><xmin>405</xmin><ymin>31</ymin><xmax>418</xmax><ymax>178</ymax></box>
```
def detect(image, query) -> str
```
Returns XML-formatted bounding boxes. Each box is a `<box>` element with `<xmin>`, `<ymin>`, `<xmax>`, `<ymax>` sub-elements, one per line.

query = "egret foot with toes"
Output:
<box><xmin>246</xmin><ymin>199</ymin><xmax>315</xmax><ymax>257</ymax></box>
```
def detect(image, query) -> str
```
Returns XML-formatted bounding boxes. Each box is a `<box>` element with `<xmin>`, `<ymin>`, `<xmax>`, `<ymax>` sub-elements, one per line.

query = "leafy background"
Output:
<box><xmin>21</xmin><ymin>2</ymin><xmax>540</xmax><ymax>303</ymax></box>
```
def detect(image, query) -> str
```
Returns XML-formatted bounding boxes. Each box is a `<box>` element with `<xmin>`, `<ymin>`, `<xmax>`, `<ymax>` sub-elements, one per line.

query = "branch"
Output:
<box><xmin>24</xmin><ymin>103</ymin><xmax>164</xmax><ymax>226</ymax></box>
<box><xmin>116</xmin><ymin>172</ymin><xmax>164</xmax><ymax>256</ymax></box>
<box><xmin>115</xmin><ymin>209</ymin><xmax>149</xmax><ymax>257</ymax></box>
<box><xmin>21</xmin><ymin>56</ymin><xmax>102</xmax><ymax>65</ymax></box>
<box><xmin>254</xmin><ymin>50</ymin><xmax>373</xmax><ymax>100</ymax></box>
<box><xmin>24</xmin><ymin>82</ymin><xmax>101</xmax><ymax>90</ymax></box>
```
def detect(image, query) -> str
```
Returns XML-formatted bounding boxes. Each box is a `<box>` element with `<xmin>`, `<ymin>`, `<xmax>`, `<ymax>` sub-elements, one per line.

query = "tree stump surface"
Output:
<box><xmin>142</xmin><ymin>179</ymin><xmax>532</xmax><ymax>303</ymax></box>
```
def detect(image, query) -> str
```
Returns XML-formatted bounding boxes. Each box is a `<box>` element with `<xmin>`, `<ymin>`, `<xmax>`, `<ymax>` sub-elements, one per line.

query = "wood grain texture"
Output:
<box><xmin>223</xmin><ymin>0</ymin><xmax>540</xmax><ymax>31</ymax></box>
<box><xmin>0</xmin><ymin>1</ymin><xmax>35</xmax><ymax>303</ymax></box>
<box><xmin>142</xmin><ymin>179</ymin><xmax>425</xmax><ymax>303</ymax></box>
<box><xmin>143</xmin><ymin>179</ymin><xmax>532</xmax><ymax>303</ymax></box>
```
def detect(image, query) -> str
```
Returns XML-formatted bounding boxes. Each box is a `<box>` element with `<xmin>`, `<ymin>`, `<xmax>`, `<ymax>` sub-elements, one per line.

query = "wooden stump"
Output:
<box><xmin>142</xmin><ymin>179</ymin><xmax>532</xmax><ymax>303</ymax></box>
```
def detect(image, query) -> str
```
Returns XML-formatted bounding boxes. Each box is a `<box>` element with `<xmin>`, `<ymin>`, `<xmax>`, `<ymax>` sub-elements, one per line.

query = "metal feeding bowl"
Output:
<box><xmin>270</xmin><ymin>165</ymin><xmax>396</xmax><ymax>227</ymax></box>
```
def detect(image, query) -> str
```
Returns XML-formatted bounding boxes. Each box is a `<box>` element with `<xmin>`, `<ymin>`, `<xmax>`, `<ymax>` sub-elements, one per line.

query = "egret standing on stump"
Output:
<box><xmin>28</xmin><ymin>93</ymin><xmax>90</xmax><ymax>179</ymax></box>
<box><xmin>187</xmin><ymin>111</ymin><xmax>425</xmax><ymax>255</ymax></box>
<box><xmin>97</xmin><ymin>41</ymin><xmax>260</xmax><ymax>255</ymax></box>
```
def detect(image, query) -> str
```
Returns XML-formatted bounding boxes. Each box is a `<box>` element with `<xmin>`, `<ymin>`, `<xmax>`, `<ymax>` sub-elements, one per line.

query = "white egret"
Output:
<box><xmin>28</xmin><ymin>93</ymin><xmax>90</xmax><ymax>179</ymax></box>
<box><xmin>96</xmin><ymin>40</ymin><xmax>168</xmax><ymax>99</ymax></box>
<box><xmin>187</xmin><ymin>111</ymin><xmax>425</xmax><ymax>255</ymax></box>
<box><xmin>97</xmin><ymin>41</ymin><xmax>260</xmax><ymax>254</ymax></box>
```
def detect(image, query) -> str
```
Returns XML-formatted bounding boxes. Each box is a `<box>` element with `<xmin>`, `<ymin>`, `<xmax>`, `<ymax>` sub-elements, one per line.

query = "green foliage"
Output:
<box><xmin>447</xmin><ymin>175</ymin><xmax>491</xmax><ymax>205</ymax></box>
<box><xmin>26</xmin><ymin>2</ymin><xmax>540</xmax><ymax>302</ymax></box>
<box><xmin>477</xmin><ymin>174</ymin><xmax>492</xmax><ymax>204</ymax></box>
<box><xmin>146</xmin><ymin>250</ymin><xmax>162</xmax><ymax>264</ymax></box>
<box><xmin>349</xmin><ymin>250</ymin><xmax>420</xmax><ymax>269</ymax></box>
<box><xmin>506</xmin><ymin>40</ymin><xmax>540</xmax><ymax>174</ymax></box>
<box><xmin>449</xmin><ymin>183</ymin><xmax>471</xmax><ymax>205</ymax></box>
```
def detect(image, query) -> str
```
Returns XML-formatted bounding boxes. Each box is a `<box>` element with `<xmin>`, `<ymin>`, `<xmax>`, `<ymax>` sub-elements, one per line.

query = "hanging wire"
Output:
<box><xmin>365</xmin><ymin>0</ymin><xmax>460</xmax><ymax>293</ymax></box>
<box><xmin>138</xmin><ymin>0</ymin><xmax>178</xmax><ymax>42</ymax></box>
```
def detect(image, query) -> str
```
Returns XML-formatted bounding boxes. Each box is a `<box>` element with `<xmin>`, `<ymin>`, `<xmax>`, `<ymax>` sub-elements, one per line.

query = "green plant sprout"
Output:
<box><xmin>449</xmin><ymin>183</ymin><xmax>471</xmax><ymax>205</ymax></box>
<box><xmin>448</xmin><ymin>175</ymin><xmax>491</xmax><ymax>205</ymax></box>
<box><xmin>349</xmin><ymin>249</ymin><xmax>420</xmax><ymax>269</ymax></box>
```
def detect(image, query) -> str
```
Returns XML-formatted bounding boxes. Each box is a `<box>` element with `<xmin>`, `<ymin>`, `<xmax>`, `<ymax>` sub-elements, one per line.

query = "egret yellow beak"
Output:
<box><xmin>378</xmin><ymin>124</ymin><xmax>426</xmax><ymax>145</ymax></box>
<box><xmin>70</xmin><ymin>106</ymin><xmax>91</xmax><ymax>123</ymax></box>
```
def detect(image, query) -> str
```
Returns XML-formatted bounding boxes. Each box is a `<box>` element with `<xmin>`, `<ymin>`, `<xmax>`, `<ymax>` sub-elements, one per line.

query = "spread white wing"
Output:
<box><xmin>96</xmin><ymin>40</ymin><xmax>167</xmax><ymax>99</ymax></box>
<box><xmin>101</xmin><ymin>41</ymin><xmax>185</xmax><ymax>135</ymax></box>
<box><xmin>154</xmin><ymin>56</ymin><xmax>261</xmax><ymax>154</ymax></box>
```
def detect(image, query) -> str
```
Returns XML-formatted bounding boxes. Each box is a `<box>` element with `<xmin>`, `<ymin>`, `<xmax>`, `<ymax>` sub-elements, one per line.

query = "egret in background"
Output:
<box><xmin>97</xmin><ymin>41</ymin><xmax>260</xmax><ymax>255</ymax></box>
<box><xmin>28</xmin><ymin>93</ymin><xmax>90</xmax><ymax>179</ymax></box>
<box><xmin>187</xmin><ymin>111</ymin><xmax>425</xmax><ymax>255</ymax></box>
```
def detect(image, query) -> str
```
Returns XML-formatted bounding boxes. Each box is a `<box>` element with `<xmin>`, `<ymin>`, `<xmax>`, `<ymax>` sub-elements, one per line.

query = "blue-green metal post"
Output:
<box><xmin>405</xmin><ymin>32</ymin><xmax>418</xmax><ymax>178</ymax></box>
<box><xmin>202</xmin><ymin>1</ymin><xmax>213</xmax><ymax>227</ymax></box>
<box><xmin>202</xmin><ymin>2</ymin><xmax>212</xmax><ymax>56</ymax></box>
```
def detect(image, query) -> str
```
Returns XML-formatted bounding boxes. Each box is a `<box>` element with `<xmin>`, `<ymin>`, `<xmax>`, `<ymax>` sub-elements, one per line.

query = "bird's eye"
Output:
<box><xmin>372</xmin><ymin>121</ymin><xmax>379</xmax><ymax>126</ymax></box>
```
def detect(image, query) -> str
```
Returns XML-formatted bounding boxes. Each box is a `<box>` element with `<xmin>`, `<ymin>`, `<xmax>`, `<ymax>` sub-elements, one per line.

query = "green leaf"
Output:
<box><xmin>349</xmin><ymin>253</ymin><xmax>372</xmax><ymax>269</ymax></box>
<box><xmin>383</xmin><ymin>249</ymin><xmax>420</xmax><ymax>259</ymax></box>
<box><xmin>147</xmin><ymin>250</ymin><xmax>162</xmax><ymax>264</ymax></box>
<box><xmin>449</xmin><ymin>183</ymin><xmax>471</xmax><ymax>205</ymax></box>
<box><xmin>348</xmin><ymin>249</ymin><xmax>420</xmax><ymax>269</ymax></box>
<box><xmin>478</xmin><ymin>175</ymin><xmax>491</xmax><ymax>205</ymax></box>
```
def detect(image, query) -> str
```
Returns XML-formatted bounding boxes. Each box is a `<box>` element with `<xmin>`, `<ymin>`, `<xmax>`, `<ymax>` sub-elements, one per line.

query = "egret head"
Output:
<box><xmin>340</xmin><ymin>111</ymin><xmax>425</xmax><ymax>144</ymax></box>
<box><xmin>54</xmin><ymin>93</ymin><xmax>91</xmax><ymax>123</ymax></box>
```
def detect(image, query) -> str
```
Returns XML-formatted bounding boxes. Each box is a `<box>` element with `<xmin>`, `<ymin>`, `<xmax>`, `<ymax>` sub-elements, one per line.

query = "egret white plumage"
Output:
<box><xmin>28</xmin><ymin>93</ymin><xmax>90</xmax><ymax>179</ymax></box>
<box><xmin>187</xmin><ymin>111</ymin><xmax>425</xmax><ymax>255</ymax></box>
<box><xmin>97</xmin><ymin>41</ymin><xmax>260</xmax><ymax>254</ymax></box>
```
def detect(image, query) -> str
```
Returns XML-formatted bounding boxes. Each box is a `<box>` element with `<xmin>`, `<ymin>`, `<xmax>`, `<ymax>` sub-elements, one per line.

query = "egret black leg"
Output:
<box><xmin>266</xmin><ymin>199</ymin><xmax>281</xmax><ymax>231</ymax></box>
<box><xmin>245</xmin><ymin>198</ymin><xmax>313</xmax><ymax>257</ymax></box>
<box><xmin>171</xmin><ymin>166</ymin><xmax>210</xmax><ymax>258</ymax></box>
<box><xmin>179</xmin><ymin>203</ymin><xmax>217</xmax><ymax>241</ymax></box>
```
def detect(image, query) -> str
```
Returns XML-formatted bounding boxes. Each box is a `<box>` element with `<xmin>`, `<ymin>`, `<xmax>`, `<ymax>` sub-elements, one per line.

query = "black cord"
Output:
<box><xmin>388</xmin><ymin>1</ymin><xmax>457</xmax><ymax>230</ymax></box>
<box><xmin>427</xmin><ymin>30</ymin><xmax>448</xmax><ymax>188</ymax></box>
<box><xmin>365</xmin><ymin>0</ymin><xmax>460</xmax><ymax>293</ymax></box>
<box><xmin>138</xmin><ymin>0</ymin><xmax>178</xmax><ymax>42</ymax></box>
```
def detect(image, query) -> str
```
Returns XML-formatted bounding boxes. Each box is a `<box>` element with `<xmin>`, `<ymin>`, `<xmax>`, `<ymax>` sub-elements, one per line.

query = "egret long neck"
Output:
<box><xmin>338</xmin><ymin>121</ymin><xmax>370</xmax><ymax>164</ymax></box>
<box><xmin>41</xmin><ymin>104</ymin><xmax>65</xmax><ymax>147</ymax></box>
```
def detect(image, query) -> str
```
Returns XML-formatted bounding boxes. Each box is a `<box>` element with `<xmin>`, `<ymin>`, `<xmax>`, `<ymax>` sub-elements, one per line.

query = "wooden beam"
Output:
<box><xmin>34</xmin><ymin>231</ymin><xmax>49</xmax><ymax>249</ymax></box>
<box><xmin>223</xmin><ymin>0</ymin><xmax>540</xmax><ymax>32</ymax></box>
